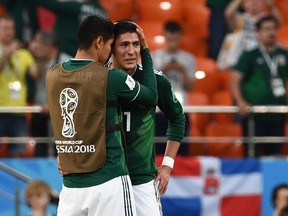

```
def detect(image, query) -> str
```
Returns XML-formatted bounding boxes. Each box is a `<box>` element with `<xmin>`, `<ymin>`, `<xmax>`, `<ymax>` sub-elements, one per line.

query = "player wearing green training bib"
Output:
<box><xmin>47</xmin><ymin>16</ymin><xmax>157</xmax><ymax>216</ymax></box>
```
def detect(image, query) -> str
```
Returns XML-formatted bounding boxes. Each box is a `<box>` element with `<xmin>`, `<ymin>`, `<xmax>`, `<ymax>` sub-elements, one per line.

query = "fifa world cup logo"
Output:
<box><xmin>59</xmin><ymin>88</ymin><xmax>78</xmax><ymax>138</ymax></box>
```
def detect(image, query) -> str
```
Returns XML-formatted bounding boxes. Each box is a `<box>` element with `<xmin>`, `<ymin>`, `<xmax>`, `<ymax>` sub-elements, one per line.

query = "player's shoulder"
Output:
<box><xmin>137</xmin><ymin>64</ymin><xmax>163</xmax><ymax>77</ymax></box>
<box><xmin>109</xmin><ymin>68</ymin><xmax>128</xmax><ymax>76</ymax></box>
<box><xmin>108</xmin><ymin>68</ymin><xmax>137</xmax><ymax>92</ymax></box>
<box><xmin>277</xmin><ymin>44</ymin><xmax>288</xmax><ymax>53</ymax></box>
<box><xmin>108</xmin><ymin>68</ymin><xmax>131</xmax><ymax>84</ymax></box>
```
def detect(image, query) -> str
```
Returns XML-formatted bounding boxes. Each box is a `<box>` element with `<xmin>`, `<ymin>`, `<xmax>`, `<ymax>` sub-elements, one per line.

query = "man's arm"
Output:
<box><xmin>154</xmin><ymin>73</ymin><xmax>186</xmax><ymax>195</ymax></box>
<box><xmin>230</xmin><ymin>70</ymin><xmax>249</xmax><ymax>116</ymax></box>
<box><xmin>224</xmin><ymin>0</ymin><xmax>243</xmax><ymax>31</ymax></box>
<box><xmin>155</xmin><ymin>140</ymin><xmax>180</xmax><ymax>195</ymax></box>
<box><xmin>266</xmin><ymin>0</ymin><xmax>282</xmax><ymax>24</ymax></box>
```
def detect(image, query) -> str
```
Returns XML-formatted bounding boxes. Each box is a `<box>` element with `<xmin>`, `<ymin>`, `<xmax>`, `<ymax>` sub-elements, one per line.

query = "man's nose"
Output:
<box><xmin>127</xmin><ymin>44</ymin><xmax>135</xmax><ymax>54</ymax></box>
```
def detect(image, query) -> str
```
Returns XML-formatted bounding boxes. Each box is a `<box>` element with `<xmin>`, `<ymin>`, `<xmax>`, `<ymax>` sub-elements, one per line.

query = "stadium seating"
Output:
<box><xmin>204</xmin><ymin>122</ymin><xmax>244</xmax><ymax>158</ymax></box>
<box><xmin>187</xmin><ymin>91</ymin><xmax>211</xmax><ymax>156</ymax></box>
<box><xmin>193</xmin><ymin>72</ymin><xmax>221</xmax><ymax>100</ymax></box>
<box><xmin>210</xmin><ymin>90</ymin><xmax>234</xmax><ymax>123</ymax></box>
<box><xmin>136</xmin><ymin>21</ymin><xmax>166</xmax><ymax>51</ymax></box>
<box><xmin>188</xmin><ymin>123</ymin><xmax>207</xmax><ymax>156</ymax></box>
<box><xmin>182</xmin><ymin>3</ymin><xmax>210</xmax><ymax>39</ymax></box>
<box><xmin>187</xmin><ymin>91</ymin><xmax>211</xmax><ymax>135</ymax></box>
<box><xmin>180</xmin><ymin>33</ymin><xmax>208</xmax><ymax>57</ymax></box>
<box><xmin>135</xmin><ymin>0</ymin><xmax>183</xmax><ymax>23</ymax></box>
<box><xmin>100</xmin><ymin>0</ymin><xmax>135</xmax><ymax>22</ymax></box>
<box><xmin>278</xmin><ymin>24</ymin><xmax>288</xmax><ymax>49</ymax></box>
<box><xmin>217</xmin><ymin>69</ymin><xmax>232</xmax><ymax>91</ymax></box>
<box><xmin>182</xmin><ymin>0</ymin><xmax>206</xmax><ymax>5</ymax></box>
<box><xmin>195</xmin><ymin>56</ymin><xmax>217</xmax><ymax>74</ymax></box>
<box><xmin>275</xmin><ymin>0</ymin><xmax>288</xmax><ymax>24</ymax></box>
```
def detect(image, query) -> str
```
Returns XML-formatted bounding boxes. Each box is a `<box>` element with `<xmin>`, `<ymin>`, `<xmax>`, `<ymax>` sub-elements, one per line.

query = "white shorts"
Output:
<box><xmin>57</xmin><ymin>175</ymin><xmax>136</xmax><ymax>216</ymax></box>
<box><xmin>133</xmin><ymin>180</ymin><xmax>162</xmax><ymax>216</ymax></box>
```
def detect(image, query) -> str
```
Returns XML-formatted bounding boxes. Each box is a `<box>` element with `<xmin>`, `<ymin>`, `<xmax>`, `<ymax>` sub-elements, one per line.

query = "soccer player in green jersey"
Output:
<box><xmin>47</xmin><ymin>15</ymin><xmax>157</xmax><ymax>216</ymax></box>
<box><xmin>111</xmin><ymin>20</ymin><xmax>186</xmax><ymax>216</ymax></box>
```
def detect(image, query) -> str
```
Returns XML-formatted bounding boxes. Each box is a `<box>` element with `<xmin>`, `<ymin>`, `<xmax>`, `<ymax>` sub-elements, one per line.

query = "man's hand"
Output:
<box><xmin>4</xmin><ymin>40</ymin><xmax>21</xmax><ymax>57</ymax></box>
<box><xmin>161</xmin><ymin>61</ymin><xmax>185</xmax><ymax>74</ymax></box>
<box><xmin>154</xmin><ymin>165</ymin><xmax>172</xmax><ymax>195</ymax></box>
<box><xmin>129</xmin><ymin>21</ymin><xmax>148</xmax><ymax>50</ymax></box>
<box><xmin>57</xmin><ymin>156</ymin><xmax>69</xmax><ymax>176</ymax></box>
<box><xmin>237</xmin><ymin>99</ymin><xmax>250</xmax><ymax>116</ymax></box>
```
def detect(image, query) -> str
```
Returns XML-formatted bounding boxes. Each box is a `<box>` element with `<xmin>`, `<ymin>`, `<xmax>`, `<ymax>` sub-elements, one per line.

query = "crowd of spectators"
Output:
<box><xmin>0</xmin><ymin>0</ymin><xmax>287</xmax><ymax>158</ymax></box>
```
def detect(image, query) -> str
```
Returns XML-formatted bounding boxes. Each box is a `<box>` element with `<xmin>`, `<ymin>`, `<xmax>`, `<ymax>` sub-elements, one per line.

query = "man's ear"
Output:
<box><xmin>94</xmin><ymin>36</ymin><xmax>104</xmax><ymax>49</ymax></box>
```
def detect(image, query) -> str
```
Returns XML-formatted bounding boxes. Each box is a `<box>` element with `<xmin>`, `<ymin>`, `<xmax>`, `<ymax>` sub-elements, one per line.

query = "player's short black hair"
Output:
<box><xmin>164</xmin><ymin>21</ymin><xmax>182</xmax><ymax>33</ymax></box>
<box><xmin>76</xmin><ymin>15</ymin><xmax>114</xmax><ymax>50</ymax></box>
<box><xmin>256</xmin><ymin>15</ymin><xmax>279</xmax><ymax>31</ymax></box>
<box><xmin>114</xmin><ymin>19</ymin><xmax>137</xmax><ymax>40</ymax></box>
<box><xmin>272</xmin><ymin>183</ymin><xmax>288</xmax><ymax>207</ymax></box>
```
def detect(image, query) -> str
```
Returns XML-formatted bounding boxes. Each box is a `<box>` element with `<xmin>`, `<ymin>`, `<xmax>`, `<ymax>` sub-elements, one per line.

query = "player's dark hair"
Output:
<box><xmin>76</xmin><ymin>15</ymin><xmax>114</xmax><ymax>50</ymax></box>
<box><xmin>272</xmin><ymin>183</ymin><xmax>288</xmax><ymax>207</ymax></box>
<box><xmin>36</xmin><ymin>30</ymin><xmax>59</xmax><ymax>47</ymax></box>
<box><xmin>114</xmin><ymin>19</ymin><xmax>137</xmax><ymax>40</ymax></box>
<box><xmin>256</xmin><ymin>15</ymin><xmax>279</xmax><ymax>31</ymax></box>
<box><xmin>164</xmin><ymin>21</ymin><xmax>181</xmax><ymax>33</ymax></box>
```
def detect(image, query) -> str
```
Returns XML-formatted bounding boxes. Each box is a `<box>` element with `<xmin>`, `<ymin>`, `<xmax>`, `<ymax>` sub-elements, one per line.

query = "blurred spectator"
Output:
<box><xmin>272</xmin><ymin>183</ymin><xmax>288</xmax><ymax>216</ymax></box>
<box><xmin>206</xmin><ymin>0</ymin><xmax>231</xmax><ymax>60</ymax></box>
<box><xmin>151</xmin><ymin>21</ymin><xmax>193</xmax><ymax>156</ymax></box>
<box><xmin>24</xmin><ymin>180</ymin><xmax>58</xmax><ymax>216</ymax></box>
<box><xmin>29</xmin><ymin>0</ymin><xmax>107</xmax><ymax>57</ymax></box>
<box><xmin>4</xmin><ymin>0</ymin><xmax>39</xmax><ymax>44</ymax></box>
<box><xmin>217</xmin><ymin>0</ymin><xmax>282</xmax><ymax>70</ymax></box>
<box><xmin>225</xmin><ymin>0</ymin><xmax>281</xmax><ymax>33</ymax></box>
<box><xmin>28</xmin><ymin>30</ymin><xmax>71</xmax><ymax>157</ymax></box>
<box><xmin>0</xmin><ymin>14</ymin><xmax>39</xmax><ymax>157</ymax></box>
<box><xmin>279</xmin><ymin>206</ymin><xmax>288</xmax><ymax>216</ymax></box>
<box><xmin>230</xmin><ymin>15</ymin><xmax>288</xmax><ymax>157</ymax></box>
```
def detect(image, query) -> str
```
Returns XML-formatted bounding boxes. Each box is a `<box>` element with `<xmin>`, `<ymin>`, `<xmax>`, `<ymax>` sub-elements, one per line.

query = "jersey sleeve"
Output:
<box><xmin>156</xmin><ymin>72</ymin><xmax>186</xmax><ymax>142</ymax></box>
<box><xmin>109</xmin><ymin>50</ymin><xmax>157</xmax><ymax>105</ymax></box>
<box><xmin>133</xmin><ymin>48</ymin><xmax>158</xmax><ymax>104</ymax></box>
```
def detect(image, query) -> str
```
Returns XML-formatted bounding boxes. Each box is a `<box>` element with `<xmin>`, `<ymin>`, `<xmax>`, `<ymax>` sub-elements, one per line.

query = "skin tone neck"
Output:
<box><xmin>263</xmin><ymin>43</ymin><xmax>276</xmax><ymax>52</ymax></box>
<box><xmin>74</xmin><ymin>46</ymin><xmax>98</xmax><ymax>61</ymax></box>
<box><xmin>74</xmin><ymin>37</ymin><xmax>113</xmax><ymax>64</ymax></box>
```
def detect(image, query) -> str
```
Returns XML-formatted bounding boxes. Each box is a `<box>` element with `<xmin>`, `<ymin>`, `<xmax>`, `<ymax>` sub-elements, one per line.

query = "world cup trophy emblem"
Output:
<box><xmin>59</xmin><ymin>88</ymin><xmax>78</xmax><ymax>138</ymax></box>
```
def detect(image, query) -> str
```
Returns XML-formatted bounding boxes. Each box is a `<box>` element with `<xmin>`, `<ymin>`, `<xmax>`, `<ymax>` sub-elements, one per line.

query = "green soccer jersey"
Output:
<box><xmin>121</xmin><ymin>65</ymin><xmax>186</xmax><ymax>185</ymax></box>
<box><xmin>233</xmin><ymin>45</ymin><xmax>288</xmax><ymax>121</ymax></box>
<box><xmin>59</xmin><ymin>49</ymin><xmax>157</xmax><ymax>188</ymax></box>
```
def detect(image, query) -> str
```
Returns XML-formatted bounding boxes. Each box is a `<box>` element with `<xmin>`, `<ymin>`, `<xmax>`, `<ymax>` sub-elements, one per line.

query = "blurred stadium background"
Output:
<box><xmin>1</xmin><ymin>0</ymin><xmax>288</xmax><ymax>215</ymax></box>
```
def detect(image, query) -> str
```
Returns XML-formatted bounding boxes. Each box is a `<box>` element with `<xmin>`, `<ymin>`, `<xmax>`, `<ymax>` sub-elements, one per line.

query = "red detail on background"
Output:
<box><xmin>37</xmin><ymin>6</ymin><xmax>56</xmax><ymax>30</ymax></box>
<box><xmin>156</xmin><ymin>156</ymin><xmax>201</xmax><ymax>176</ymax></box>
